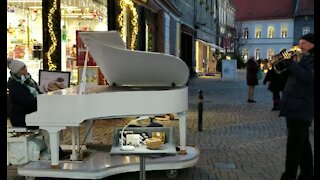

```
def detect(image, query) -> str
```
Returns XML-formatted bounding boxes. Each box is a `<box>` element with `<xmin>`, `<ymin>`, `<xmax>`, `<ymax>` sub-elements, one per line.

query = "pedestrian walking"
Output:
<box><xmin>246</xmin><ymin>57</ymin><xmax>259</xmax><ymax>103</ymax></box>
<box><xmin>278</xmin><ymin>33</ymin><xmax>314</xmax><ymax>180</ymax></box>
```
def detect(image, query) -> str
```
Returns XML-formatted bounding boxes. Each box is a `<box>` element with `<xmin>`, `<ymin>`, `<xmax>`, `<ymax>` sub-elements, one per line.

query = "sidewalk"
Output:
<box><xmin>8</xmin><ymin>69</ymin><xmax>314</xmax><ymax>180</ymax></box>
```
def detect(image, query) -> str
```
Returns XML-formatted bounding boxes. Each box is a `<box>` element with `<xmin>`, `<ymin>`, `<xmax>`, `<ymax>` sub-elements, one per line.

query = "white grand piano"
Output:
<box><xmin>18</xmin><ymin>31</ymin><xmax>199</xmax><ymax>179</ymax></box>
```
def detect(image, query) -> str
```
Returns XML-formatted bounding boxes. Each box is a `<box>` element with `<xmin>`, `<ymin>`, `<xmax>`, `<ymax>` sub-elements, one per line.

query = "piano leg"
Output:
<box><xmin>70</xmin><ymin>127</ymin><xmax>79</xmax><ymax>161</ymax></box>
<box><xmin>178</xmin><ymin>112</ymin><xmax>187</xmax><ymax>155</ymax></box>
<box><xmin>85</xmin><ymin>120</ymin><xmax>93</xmax><ymax>144</ymax></box>
<box><xmin>44</xmin><ymin>127</ymin><xmax>62</xmax><ymax>168</ymax></box>
<box><xmin>76</xmin><ymin>127</ymin><xmax>80</xmax><ymax>153</ymax></box>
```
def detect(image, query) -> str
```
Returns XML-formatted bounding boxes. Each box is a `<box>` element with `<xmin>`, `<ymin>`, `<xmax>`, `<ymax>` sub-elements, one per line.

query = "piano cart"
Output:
<box><xmin>17</xmin><ymin>124</ymin><xmax>200</xmax><ymax>179</ymax></box>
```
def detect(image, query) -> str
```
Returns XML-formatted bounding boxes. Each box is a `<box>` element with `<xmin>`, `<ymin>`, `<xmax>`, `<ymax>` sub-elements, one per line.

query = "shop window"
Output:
<box><xmin>268</xmin><ymin>48</ymin><xmax>274</xmax><ymax>60</ymax></box>
<box><xmin>243</xmin><ymin>27</ymin><xmax>248</xmax><ymax>39</ymax></box>
<box><xmin>255</xmin><ymin>49</ymin><xmax>261</xmax><ymax>60</ymax></box>
<box><xmin>268</xmin><ymin>26</ymin><xmax>274</xmax><ymax>38</ymax></box>
<box><xmin>255</xmin><ymin>27</ymin><xmax>261</xmax><ymax>38</ymax></box>
<box><xmin>281</xmin><ymin>26</ymin><xmax>288</xmax><ymax>38</ymax></box>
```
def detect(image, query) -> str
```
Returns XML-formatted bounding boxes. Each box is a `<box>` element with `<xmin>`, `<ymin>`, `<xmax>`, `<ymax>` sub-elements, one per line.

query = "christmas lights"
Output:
<box><xmin>47</xmin><ymin>0</ymin><xmax>58</xmax><ymax>70</ymax></box>
<box><xmin>118</xmin><ymin>0</ymin><xmax>138</xmax><ymax>50</ymax></box>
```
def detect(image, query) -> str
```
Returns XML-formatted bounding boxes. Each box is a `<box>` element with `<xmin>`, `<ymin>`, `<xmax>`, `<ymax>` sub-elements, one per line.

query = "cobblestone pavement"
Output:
<box><xmin>9</xmin><ymin>69</ymin><xmax>314</xmax><ymax>180</ymax></box>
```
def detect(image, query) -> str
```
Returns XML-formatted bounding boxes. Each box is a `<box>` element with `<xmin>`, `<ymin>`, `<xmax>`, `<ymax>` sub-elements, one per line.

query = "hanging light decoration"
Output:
<box><xmin>118</xmin><ymin>0</ymin><xmax>138</xmax><ymax>50</ymax></box>
<box><xmin>47</xmin><ymin>0</ymin><xmax>58</xmax><ymax>70</ymax></box>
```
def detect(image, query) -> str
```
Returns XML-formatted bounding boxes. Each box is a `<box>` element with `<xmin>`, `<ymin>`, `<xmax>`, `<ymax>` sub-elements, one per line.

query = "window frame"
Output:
<box><xmin>268</xmin><ymin>26</ymin><xmax>275</xmax><ymax>38</ymax></box>
<box><xmin>243</xmin><ymin>27</ymin><xmax>249</xmax><ymax>39</ymax></box>
<box><xmin>255</xmin><ymin>48</ymin><xmax>261</xmax><ymax>60</ymax></box>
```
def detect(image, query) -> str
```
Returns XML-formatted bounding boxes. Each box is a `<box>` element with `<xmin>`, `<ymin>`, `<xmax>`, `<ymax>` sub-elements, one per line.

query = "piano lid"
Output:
<box><xmin>79</xmin><ymin>31</ymin><xmax>189</xmax><ymax>87</ymax></box>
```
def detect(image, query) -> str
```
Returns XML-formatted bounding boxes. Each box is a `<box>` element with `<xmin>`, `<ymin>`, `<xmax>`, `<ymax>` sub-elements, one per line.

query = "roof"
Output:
<box><xmin>234</xmin><ymin>0</ymin><xmax>294</xmax><ymax>21</ymax></box>
<box><xmin>295</xmin><ymin>0</ymin><xmax>314</xmax><ymax>16</ymax></box>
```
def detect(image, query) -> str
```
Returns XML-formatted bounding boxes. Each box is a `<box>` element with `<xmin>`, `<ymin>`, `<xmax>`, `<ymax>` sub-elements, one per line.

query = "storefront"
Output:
<box><xmin>7</xmin><ymin>0</ymin><xmax>107</xmax><ymax>84</ymax></box>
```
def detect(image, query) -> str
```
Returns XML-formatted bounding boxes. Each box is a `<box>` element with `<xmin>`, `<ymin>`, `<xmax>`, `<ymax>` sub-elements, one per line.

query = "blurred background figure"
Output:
<box><xmin>263</xmin><ymin>67</ymin><xmax>288</xmax><ymax>111</ymax></box>
<box><xmin>246</xmin><ymin>57</ymin><xmax>259</xmax><ymax>103</ymax></box>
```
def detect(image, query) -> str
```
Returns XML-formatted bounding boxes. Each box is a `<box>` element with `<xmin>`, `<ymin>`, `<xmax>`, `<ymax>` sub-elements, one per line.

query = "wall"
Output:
<box><xmin>293</xmin><ymin>15</ymin><xmax>314</xmax><ymax>44</ymax></box>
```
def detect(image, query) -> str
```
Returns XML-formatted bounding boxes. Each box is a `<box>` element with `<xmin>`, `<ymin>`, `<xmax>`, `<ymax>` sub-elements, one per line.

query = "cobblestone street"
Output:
<box><xmin>8</xmin><ymin>69</ymin><xmax>314</xmax><ymax>180</ymax></box>
<box><xmin>97</xmin><ymin>69</ymin><xmax>314</xmax><ymax>180</ymax></box>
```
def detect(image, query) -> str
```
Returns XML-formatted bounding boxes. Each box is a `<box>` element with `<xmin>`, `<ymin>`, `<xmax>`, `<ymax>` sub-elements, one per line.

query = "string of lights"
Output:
<box><xmin>47</xmin><ymin>0</ymin><xmax>58</xmax><ymax>71</ymax></box>
<box><xmin>118</xmin><ymin>0</ymin><xmax>138</xmax><ymax>50</ymax></box>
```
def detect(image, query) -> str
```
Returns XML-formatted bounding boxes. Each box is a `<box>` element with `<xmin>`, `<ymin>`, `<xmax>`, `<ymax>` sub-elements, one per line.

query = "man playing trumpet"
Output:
<box><xmin>279</xmin><ymin>33</ymin><xmax>314</xmax><ymax>180</ymax></box>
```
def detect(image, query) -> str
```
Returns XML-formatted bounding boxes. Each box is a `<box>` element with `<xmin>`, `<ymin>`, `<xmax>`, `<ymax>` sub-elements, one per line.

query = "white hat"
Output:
<box><xmin>7</xmin><ymin>58</ymin><xmax>26</xmax><ymax>74</ymax></box>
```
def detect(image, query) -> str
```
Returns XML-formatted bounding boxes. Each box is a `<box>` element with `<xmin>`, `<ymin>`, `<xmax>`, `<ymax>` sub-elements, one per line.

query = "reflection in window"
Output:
<box><xmin>255</xmin><ymin>27</ymin><xmax>261</xmax><ymax>38</ymax></box>
<box><xmin>268</xmin><ymin>48</ymin><xmax>274</xmax><ymax>60</ymax></box>
<box><xmin>281</xmin><ymin>26</ymin><xmax>288</xmax><ymax>38</ymax></box>
<box><xmin>268</xmin><ymin>26</ymin><xmax>274</xmax><ymax>38</ymax></box>
<box><xmin>255</xmin><ymin>49</ymin><xmax>261</xmax><ymax>60</ymax></box>
<box><xmin>243</xmin><ymin>27</ymin><xmax>248</xmax><ymax>39</ymax></box>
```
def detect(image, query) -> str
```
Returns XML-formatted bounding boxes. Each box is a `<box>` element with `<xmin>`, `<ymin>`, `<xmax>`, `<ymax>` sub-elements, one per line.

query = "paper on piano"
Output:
<box><xmin>79</xmin><ymin>31</ymin><xmax>190</xmax><ymax>87</ymax></box>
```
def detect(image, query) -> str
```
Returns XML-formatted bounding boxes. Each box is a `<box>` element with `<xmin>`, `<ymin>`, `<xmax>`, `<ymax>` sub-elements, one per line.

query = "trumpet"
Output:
<box><xmin>269</xmin><ymin>49</ymin><xmax>301</xmax><ymax>73</ymax></box>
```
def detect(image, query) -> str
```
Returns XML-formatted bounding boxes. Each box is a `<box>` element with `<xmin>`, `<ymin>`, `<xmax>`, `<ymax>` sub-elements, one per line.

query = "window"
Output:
<box><xmin>243</xmin><ymin>48</ymin><xmax>249</xmax><ymax>60</ymax></box>
<box><xmin>255</xmin><ymin>27</ymin><xmax>261</xmax><ymax>38</ymax></box>
<box><xmin>281</xmin><ymin>26</ymin><xmax>288</xmax><ymax>38</ymax></box>
<box><xmin>255</xmin><ymin>49</ymin><xmax>261</xmax><ymax>60</ymax></box>
<box><xmin>268</xmin><ymin>48</ymin><xmax>274</xmax><ymax>60</ymax></box>
<box><xmin>268</xmin><ymin>26</ymin><xmax>275</xmax><ymax>38</ymax></box>
<box><xmin>303</xmin><ymin>26</ymin><xmax>310</xmax><ymax>35</ymax></box>
<box><xmin>243</xmin><ymin>27</ymin><xmax>248</xmax><ymax>39</ymax></box>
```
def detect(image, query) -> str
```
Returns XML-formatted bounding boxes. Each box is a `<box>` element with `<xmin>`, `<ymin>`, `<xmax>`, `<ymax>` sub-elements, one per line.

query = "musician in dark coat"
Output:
<box><xmin>246</xmin><ymin>57</ymin><xmax>259</xmax><ymax>102</ymax></box>
<box><xmin>263</xmin><ymin>67</ymin><xmax>288</xmax><ymax>110</ymax></box>
<box><xmin>279</xmin><ymin>33</ymin><xmax>314</xmax><ymax>180</ymax></box>
<box><xmin>7</xmin><ymin>58</ymin><xmax>41</xmax><ymax>128</ymax></box>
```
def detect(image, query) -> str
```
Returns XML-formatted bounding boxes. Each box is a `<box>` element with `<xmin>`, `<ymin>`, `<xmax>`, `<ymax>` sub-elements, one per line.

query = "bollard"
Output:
<box><xmin>198</xmin><ymin>90</ymin><xmax>203</xmax><ymax>132</ymax></box>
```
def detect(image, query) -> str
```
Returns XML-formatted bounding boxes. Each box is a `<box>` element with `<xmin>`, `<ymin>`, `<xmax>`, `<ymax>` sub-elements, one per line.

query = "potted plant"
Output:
<box><xmin>199</xmin><ymin>0</ymin><xmax>205</xmax><ymax>5</ymax></box>
<box><xmin>206</xmin><ymin>5</ymin><xmax>210</xmax><ymax>11</ymax></box>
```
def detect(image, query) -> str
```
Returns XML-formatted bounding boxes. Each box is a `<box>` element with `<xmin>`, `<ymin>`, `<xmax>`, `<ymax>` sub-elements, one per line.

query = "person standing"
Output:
<box><xmin>246</xmin><ymin>57</ymin><xmax>259</xmax><ymax>103</ymax></box>
<box><xmin>279</xmin><ymin>33</ymin><xmax>314</xmax><ymax>180</ymax></box>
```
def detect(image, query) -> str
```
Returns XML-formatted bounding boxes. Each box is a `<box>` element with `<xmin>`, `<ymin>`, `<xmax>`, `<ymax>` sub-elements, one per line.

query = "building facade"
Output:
<box><xmin>217</xmin><ymin>0</ymin><xmax>236</xmax><ymax>54</ymax></box>
<box><xmin>238</xmin><ymin>19</ymin><xmax>294</xmax><ymax>61</ymax></box>
<box><xmin>7</xmin><ymin>0</ymin><xmax>227</xmax><ymax>79</ymax></box>
<box><xmin>293</xmin><ymin>0</ymin><xmax>314</xmax><ymax>44</ymax></box>
<box><xmin>173</xmin><ymin>0</ymin><xmax>224</xmax><ymax>76</ymax></box>
<box><xmin>234</xmin><ymin>0</ymin><xmax>295</xmax><ymax>61</ymax></box>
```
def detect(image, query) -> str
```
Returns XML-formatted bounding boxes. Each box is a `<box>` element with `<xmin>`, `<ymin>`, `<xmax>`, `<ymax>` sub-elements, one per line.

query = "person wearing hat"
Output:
<box><xmin>279</xmin><ymin>33</ymin><xmax>314</xmax><ymax>180</ymax></box>
<box><xmin>7</xmin><ymin>58</ymin><xmax>70</xmax><ymax>159</ymax></box>
<box><xmin>7</xmin><ymin>58</ymin><xmax>42</xmax><ymax>128</ymax></box>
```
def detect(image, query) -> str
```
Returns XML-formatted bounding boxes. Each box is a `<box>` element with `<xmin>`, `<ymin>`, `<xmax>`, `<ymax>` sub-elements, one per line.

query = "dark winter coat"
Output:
<box><xmin>246</xmin><ymin>59</ymin><xmax>259</xmax><ymax>86</ymax></box>
<box><xmin>279</xmin><ymin>50</ymin><xmax>314</xmax><ymax>126</ymax></box>
<box><xmin>263</xmin><ymin>68</ymin><xmax>288</xmax><ymax>92</ymax></box>
<box><xmin>7</xmin><ymin>77</ymin><xmax>41</xmax><ymax>127</ymax></box>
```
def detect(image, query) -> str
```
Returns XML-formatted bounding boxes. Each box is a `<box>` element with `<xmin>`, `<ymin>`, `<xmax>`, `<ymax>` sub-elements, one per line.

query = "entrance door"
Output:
<box><xmin>180</xmin><ymin>32</ymin><xmax>193</xmax><ymax>75</ymax></box>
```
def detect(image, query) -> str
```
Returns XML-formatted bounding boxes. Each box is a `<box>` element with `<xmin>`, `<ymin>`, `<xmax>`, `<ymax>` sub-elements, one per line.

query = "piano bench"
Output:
<box><xmin>7</xmin><ymin>127</ymin><xmax>42</xmax><ymax>166</ymax></box>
